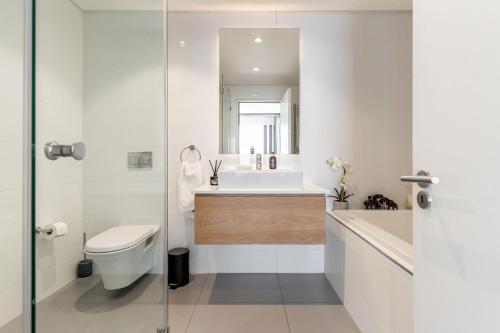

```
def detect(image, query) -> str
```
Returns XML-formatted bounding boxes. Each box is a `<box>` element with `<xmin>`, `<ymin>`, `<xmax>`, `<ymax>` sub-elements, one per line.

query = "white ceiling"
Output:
<box><xmin>220</xmin><ymin>29</ymin><xmax>300</xmax><ymax>85</ymax></box>
<box><xmin>73</xmin><ymin>0</ymin><xmax>412</xmax><ymax>11</ymax></box>
<box><xmin>73</xmin><ymin>0</ymin><xmax>163</xmax><ymax>11</ymax></box>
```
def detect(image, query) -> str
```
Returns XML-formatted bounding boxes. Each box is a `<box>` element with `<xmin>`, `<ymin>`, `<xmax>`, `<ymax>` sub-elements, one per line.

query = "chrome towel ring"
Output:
<box><xmin>180</xmin><ymin>145</ymin><xmax>202</xmax><ymax>162</ymax></box>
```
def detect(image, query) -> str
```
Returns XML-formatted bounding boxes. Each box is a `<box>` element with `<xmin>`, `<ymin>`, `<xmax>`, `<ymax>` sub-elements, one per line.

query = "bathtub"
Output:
<box><xmin>325</xmin><ymin>210</ymin><xmax>413</xmax><ymax>333</ymax></box>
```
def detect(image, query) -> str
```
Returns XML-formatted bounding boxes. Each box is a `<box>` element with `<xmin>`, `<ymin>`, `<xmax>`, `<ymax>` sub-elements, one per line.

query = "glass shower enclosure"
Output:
<box><xmin>0</xmin><ymin>0</ymin><xmax>169</xmax><ymax>332</ymax></box>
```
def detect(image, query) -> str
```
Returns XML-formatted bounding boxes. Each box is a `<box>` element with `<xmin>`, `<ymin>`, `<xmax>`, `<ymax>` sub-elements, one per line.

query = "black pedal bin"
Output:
<box><xmin>168</xmin><ymin>247</ymin><xmax>189</xmax><ymax>289</ymax></box>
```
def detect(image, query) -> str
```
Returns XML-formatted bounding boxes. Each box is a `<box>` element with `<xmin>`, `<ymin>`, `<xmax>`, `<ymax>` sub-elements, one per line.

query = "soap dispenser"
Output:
<box><xmin>256</xmin><ymin>153</ymin><xmax>262</xmax><ymax>170</ymax></box>
<box><xmin>269</xmin><ymin>152</ymin><xmax>277</xmax><ymax>170</ymax></box>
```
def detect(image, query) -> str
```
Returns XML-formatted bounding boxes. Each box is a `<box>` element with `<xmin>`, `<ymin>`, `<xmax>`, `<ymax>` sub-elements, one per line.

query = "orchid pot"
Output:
<box><xmin>333</xmin><ymin>201</ymin><xmax>349</xmax><ymax>210</ymax></box>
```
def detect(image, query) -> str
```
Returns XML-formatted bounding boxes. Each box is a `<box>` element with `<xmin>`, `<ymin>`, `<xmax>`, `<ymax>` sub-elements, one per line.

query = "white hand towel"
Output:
<box><xmin>178</xmin><ymin>160</ymin><xmax>203</xmax><ymax>213</ymax></box>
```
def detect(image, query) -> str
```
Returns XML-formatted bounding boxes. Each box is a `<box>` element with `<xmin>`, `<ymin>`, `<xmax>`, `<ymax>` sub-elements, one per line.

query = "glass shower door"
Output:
<box><xmin>0</xmin><ymin>0</ymin><xmax>25</xmax><ymax>332</ymax></box>
<box><xmin>33</xmin><ymin>1</ymin><xmax>168</xmax><ymax>332</ymax></box>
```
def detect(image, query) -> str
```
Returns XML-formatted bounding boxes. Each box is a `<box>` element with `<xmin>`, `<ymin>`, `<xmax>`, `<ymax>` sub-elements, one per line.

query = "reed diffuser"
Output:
<box><xmin>209</xmin><ymin>160</ymin><xmax>222</xmax><ymax>185</ymax></box>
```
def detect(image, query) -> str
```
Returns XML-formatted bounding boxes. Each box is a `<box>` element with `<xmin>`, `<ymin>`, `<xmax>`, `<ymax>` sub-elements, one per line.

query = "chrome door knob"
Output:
<box><xmin>44</xmin><ymin>141</ymin><xmax>86</xmax><ymax>161</ymax></box>
<box><xmin>70</xmin><ymin>141</ymin><xmax>86</xmax><ymax>160</ymax></box>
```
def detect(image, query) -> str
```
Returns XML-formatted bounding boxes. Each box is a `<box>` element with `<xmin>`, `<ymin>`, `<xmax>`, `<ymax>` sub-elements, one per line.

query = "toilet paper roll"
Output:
<box><xmin>41</xmin><ymin>222</ymin><xmax>68</xmax><ymax>240</ymax></box>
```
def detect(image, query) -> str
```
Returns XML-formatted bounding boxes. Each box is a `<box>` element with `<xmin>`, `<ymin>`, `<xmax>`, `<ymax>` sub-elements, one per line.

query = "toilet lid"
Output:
<box><xmin>85</xmin><ymin>225</ymin><xmax>158</xmax><ymax>253</ymax></box>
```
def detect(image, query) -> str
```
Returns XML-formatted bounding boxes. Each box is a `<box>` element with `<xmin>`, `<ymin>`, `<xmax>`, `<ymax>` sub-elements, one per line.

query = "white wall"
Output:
<box><xmin>35</xmin><ymin>0</ymin><xmax>84</xmax><ymax>302</ymax></box>
<box><xmin>279</xmin><ymin>11</ymin><xmax>413</xmax><ymax>209</ymax></box>
<box><xmin>82</xmin><ymin>11</ymin><xmax>166</xmax><ymax>272</ymax></box>
<box><xmin>0</xmin><ymin>0</ymin><xmax>24</xmax><ymax>326</ymax></box>
<box><xmin>168</xmin><ymin>11</ymin><xmax>412</xmax><ymax>273</ymax></box>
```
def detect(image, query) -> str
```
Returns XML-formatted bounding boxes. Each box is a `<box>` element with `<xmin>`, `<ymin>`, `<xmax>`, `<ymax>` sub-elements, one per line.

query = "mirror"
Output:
<box><xmin>219</xmin><ymin>28</ymin><xmax>300</xmax><ymax>154</ymax></box>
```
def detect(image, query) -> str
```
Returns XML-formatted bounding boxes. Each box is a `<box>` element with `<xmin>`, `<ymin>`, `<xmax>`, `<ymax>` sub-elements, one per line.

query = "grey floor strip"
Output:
<box><xmin>207</xmin><ymin>273</ymin><xmax>282</xmax><ymax>304</ymax></box>
<box><xmin>278</xmin><ymin>274</ymin><xmax>342</xmax><ymax>305</ymax></box>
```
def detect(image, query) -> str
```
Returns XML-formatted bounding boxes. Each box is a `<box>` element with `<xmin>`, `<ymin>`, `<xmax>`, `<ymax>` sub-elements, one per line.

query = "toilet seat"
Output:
<box><xmin>85</xmin><ymin>225</ymin><xmax>159</xmax><ymax>254</ymax></box>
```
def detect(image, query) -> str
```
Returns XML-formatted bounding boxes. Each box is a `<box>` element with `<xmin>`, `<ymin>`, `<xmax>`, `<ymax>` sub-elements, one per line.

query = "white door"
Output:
<box><xmin>414</xmin><ymin>0</ymin><xmax>500</xmax><ymax>332</ymax></box>
<box><xmin>280</xmin><ymin>88</ymin><xmax>292</xmax><ymax>154</ymax></box>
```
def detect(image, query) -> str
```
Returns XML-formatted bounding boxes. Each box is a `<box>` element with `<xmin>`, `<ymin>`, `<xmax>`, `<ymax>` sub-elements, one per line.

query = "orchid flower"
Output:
<box><xmin>326</xmin><ymin>156</ymin><xmax>354</xmax><ymax>202</ymax></box>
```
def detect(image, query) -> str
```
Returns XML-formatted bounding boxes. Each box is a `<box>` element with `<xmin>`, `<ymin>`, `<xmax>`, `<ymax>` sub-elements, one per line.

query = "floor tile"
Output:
<box><xmin>278</xmin><ymin>273</ymin><xmax>342</xmax><ymax>304</ymax></box>
<box><xmin>36</xmin><ymin>302</ymin><xmax>95</xmax><ymax>333</ymax></box>
<box><xmin>47</xmin><ymin>274</ymin><xmax>164</xmax><ymax>307</ymax></box>
<box><xmin>206</xmin><ymin>274</ymin><xmax>282</xmax><ymax>305</ymax></box>
<box><xmin>43</xmin><ymin>275</ymin><xmax>102</xmax><ymax>304</ymax></box>
<box><xmin>0</xmin><ymin>315</ymin><xmax>22</xmax><ymax>333</ymax></box>
<box><xmin>37</xmin><ymin>274</ymin><xmax>167</xmax><ymax>322</ymax></box>
<box><xmin>84</xmin><ymin>304</ymin><xmax>165</xmax><ymax>333</ymax></box>
<box><xmin>169</xmin><ymin>274</ymin><xmax>207</xmax><ymax>305</ymax></box>
<box><xmin>168</xmin><ymin>305</ymin><xmax>196</xmax><ymax>333</ymax></box>
<box><xmin>285</xmin><ymin>305</ymin><xmax>360</xmax><ymax>333</ymax></box>
<box><xmin>187</xmin><ymin>305</ymin><xmax>289</xmax><ymax>333</ymax></box>
<box><xmin>75</xmin><ymin>274</ymin><xmax>165</xmax><ymax>306</ymax></box>
<box><xmin>1</xmin><ymin>273</ymin><xmax>362</xmax><ymax>333</ymax></box>
<box><xmin>196</xmin><ymin>274</ymin><xmax>217</xmax><ymax>305</ymax></box>
<box><xmin>167</xmin><ymin>275</ymin><xmax>208</xmax><ymax>333</ymax></box>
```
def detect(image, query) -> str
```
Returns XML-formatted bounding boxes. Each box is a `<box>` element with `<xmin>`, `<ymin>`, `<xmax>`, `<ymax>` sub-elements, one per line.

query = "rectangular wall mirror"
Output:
<box><xmin>219</xmin><ymin>28</ymin><xmax>300</xmax><ymax>154</ymax></box>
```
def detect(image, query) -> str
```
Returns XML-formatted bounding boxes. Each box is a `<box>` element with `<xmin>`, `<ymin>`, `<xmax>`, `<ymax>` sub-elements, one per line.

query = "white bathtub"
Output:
<box><xmin>325</xmin><ymin>210</ymin><xmax>413</xmax><ymax>333</ymax></box>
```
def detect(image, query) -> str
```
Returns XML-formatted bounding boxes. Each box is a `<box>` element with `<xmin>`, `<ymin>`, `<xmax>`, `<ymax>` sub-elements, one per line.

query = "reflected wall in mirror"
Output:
<box><xmin>219</xmin><ymin>28</ymin><xmax>300</xmax><ymax>154</ymax></box>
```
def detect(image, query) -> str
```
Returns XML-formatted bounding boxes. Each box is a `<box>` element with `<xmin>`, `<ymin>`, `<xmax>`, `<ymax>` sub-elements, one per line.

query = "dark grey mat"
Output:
<box><xmin>278</xmin><ymin>273</ymin><xmax>342</xmax><ymax>305</ymax></box>
<box><xmin>208</xmin><ymin>273</ymin><xmax>282</xmax><ymax>304</ymax></box>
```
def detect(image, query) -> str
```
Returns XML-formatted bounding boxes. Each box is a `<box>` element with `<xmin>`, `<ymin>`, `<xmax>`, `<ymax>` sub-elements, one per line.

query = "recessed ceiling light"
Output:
<box><xmin>252</xmin><ymin>67</ymin><xmax>260</xmax><ymax>72</ymax></box>
<box><xmin>179</xmin><ymin>40</ymin><xmax>186</xmax><ymax>47</ymax></box>
<box><xmin>254</xmin><ymin>36</ymin><xmax>263</xmax><ymax>44</ymax></box>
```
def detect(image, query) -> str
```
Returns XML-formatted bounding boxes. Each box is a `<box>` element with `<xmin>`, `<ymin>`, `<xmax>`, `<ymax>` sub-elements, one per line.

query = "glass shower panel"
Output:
<box><xmin>34</xmin><ymin>1</ymin><xmax>167</xmax><ymax>332</ymax></box>
<box><xmin>0</xmin><ymin>0</ymin><xmax>25</xmax><ymax>332</ymax></box>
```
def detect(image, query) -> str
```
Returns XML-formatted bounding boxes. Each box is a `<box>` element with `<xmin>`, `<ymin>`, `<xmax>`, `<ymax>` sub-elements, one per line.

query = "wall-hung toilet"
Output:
<box><xmin>84</xmin><ymin>225</ymin><xmax>160</xmax><ymax>290</ymax></box>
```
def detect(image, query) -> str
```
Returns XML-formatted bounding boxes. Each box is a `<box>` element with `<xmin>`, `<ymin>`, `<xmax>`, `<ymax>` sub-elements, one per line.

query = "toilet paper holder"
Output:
<box><xmin>35</xmin><ymin>226</ymin><xmax>54</xmax><ymax>236</ymax></box>
<box><xmin>35</xmin><ymin>222</ymin><xmax>68</xmax><ymax>240</ymax></box>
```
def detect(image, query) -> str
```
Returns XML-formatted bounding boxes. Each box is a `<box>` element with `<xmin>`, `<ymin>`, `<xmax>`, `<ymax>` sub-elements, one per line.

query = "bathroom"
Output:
<box><xmin>2</xmin><ymin>0</ymin><xmax>500</xmax><ymax>332</ymax></box>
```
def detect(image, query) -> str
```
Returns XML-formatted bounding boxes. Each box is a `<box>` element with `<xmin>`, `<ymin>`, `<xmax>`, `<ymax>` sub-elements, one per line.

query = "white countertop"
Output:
<box><xmin>193</xmin><ymin>183</ymin><xmax>330</xmax><ymax>195</ymax></box>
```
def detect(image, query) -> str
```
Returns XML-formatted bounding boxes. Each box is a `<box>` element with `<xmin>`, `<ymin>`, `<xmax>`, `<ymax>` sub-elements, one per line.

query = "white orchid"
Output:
<box><xmin>326</xmin><ymin>156</ymin><xmax>354</xmax><ymax>202</ymax></box>
<box><xmin>326</xmin><ymin>156</ymin><xmax>343</xmax><ymax>170</ymax></box>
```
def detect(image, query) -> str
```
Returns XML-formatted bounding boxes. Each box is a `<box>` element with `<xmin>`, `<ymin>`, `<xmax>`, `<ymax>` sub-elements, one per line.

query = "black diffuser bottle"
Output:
<box><xmin>209</xmin><ymin>160</ymin><xmax>222</xmax><ymax>185</ymax></box>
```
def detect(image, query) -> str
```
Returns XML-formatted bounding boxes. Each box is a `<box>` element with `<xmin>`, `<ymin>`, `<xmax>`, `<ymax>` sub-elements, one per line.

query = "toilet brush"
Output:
<box><xmin>77</xmin><ymin>232</ymin><xmax>93</xmax><ymax>278</ymax></box>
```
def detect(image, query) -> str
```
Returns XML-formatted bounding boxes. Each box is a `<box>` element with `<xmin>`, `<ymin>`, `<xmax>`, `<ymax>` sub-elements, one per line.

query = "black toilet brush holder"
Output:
<box><xmin>77</xmin><ymin>232</ymin><xmax>93</xmax><ymax>278</ymax></box>
<box><xmin>78</xmin><ymin>259</ymin><xmax>93</xmax><ymax>278</ymax></box>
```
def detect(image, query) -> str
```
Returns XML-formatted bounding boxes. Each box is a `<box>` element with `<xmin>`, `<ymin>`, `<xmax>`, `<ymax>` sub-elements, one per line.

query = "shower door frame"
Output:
<box><xmin>22</xmin><ymin>0</ymin><xmax>34</xmax><ymax>332</ymax></box>
<box><xmin>22</xmin><ymin>0</ymin><xmax>170</xmax><ymax>332</ymax></box>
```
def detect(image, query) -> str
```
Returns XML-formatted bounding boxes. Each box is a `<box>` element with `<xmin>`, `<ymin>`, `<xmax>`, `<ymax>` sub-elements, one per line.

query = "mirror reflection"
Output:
<box><xmin>219</xmin><ymin>28</ymin><xmax>300</xmax><ymax>154</ymax></box>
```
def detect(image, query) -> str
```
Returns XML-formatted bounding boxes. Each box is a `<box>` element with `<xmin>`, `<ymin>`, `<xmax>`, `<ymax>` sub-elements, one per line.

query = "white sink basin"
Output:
<box><xmin>217</xmin><ymin>169</ymin><xmax>303</xmax><ymax>190</ymax></box>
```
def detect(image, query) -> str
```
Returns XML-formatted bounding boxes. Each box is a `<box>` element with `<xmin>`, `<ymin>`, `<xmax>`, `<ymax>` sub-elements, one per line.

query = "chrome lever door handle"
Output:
<box><xmin>44</xmin><ymin>141</ymin><xmax>86</xmax><ymax>161</ymax></box>
<box><xmin>400</xmin><ymin>170</ymin><xmax>439</xmax><ymax>188</ymax></box>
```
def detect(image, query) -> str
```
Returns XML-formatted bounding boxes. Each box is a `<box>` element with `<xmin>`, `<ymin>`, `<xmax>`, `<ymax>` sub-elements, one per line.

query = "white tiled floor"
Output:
<box><xmin>170</xmin><ymin>273</ymin><xmax>359</xmax><ymax>333</ymax></box>
<box><xmin>0</xmin><ymin>274</ymin><xmax>360</xmax><ymax>333</ymax></box>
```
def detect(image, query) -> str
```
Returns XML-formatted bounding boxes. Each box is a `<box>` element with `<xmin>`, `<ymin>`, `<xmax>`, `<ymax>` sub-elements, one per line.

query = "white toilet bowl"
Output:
<box><xmin>84</xmin><ymin>225</ymin><xmax>160</xmax><ymax>290</ymax></box>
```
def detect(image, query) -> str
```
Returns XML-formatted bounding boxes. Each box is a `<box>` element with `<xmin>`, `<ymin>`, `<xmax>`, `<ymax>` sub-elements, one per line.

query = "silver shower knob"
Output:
<box><xmin>70</xmin><ymin>141</ymin><xmax>86</xmax><ymax>160</ymax></box>
<box><xmin>44</xmin><ymin>141</ymin><xmax>86</xmax><ymax>161</ymax></box>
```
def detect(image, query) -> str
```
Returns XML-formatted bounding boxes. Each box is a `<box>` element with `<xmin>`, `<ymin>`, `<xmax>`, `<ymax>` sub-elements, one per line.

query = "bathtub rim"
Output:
<box><xmin>327</xmin><ymin>210</ymin><xmax>413</xmax><ymax>275</ymax></box>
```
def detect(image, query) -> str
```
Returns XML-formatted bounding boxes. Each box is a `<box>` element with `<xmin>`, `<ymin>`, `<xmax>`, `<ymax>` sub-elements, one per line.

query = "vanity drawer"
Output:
<box><xmin>194</xmin><ymin>195</ymin><xmax>325</xmax><ymax>244</ymax></box>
